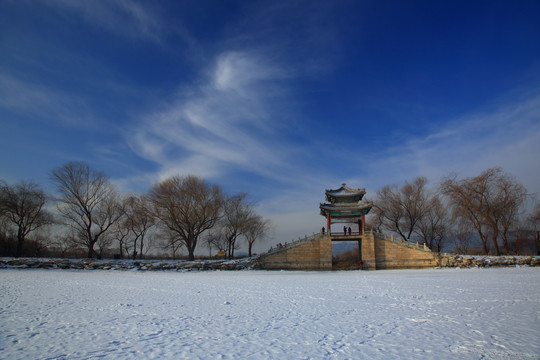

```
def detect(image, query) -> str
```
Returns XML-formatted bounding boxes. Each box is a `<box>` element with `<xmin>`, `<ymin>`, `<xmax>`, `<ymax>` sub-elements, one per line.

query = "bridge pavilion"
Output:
<box><xmin>319</xmin><ymin>183</ymin><xmax>373</xmax><ymax>236</ymax></box>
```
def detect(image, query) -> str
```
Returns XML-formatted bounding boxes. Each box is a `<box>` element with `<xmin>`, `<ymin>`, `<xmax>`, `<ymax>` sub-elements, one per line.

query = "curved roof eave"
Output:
<box><xmin>325</xmin><ymin>184</ymin><xmax>366</xmax><ymax>197</ymax></box>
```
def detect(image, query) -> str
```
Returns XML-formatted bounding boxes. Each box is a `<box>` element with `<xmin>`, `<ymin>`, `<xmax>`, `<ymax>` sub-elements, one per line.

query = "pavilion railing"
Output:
<box><xmin>329</xmin><ymin>231</ymin><xmax>363</xmax><ymax>237</ymax></box>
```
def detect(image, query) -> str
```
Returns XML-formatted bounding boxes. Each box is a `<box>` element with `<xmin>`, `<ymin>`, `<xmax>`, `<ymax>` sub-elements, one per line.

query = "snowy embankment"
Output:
<box><xmin>1</xmin><ymin>268</ymin><xmax>539</xmax><ymax>359</ymax></box>
<box><xmin>1</xmin><ymin>255</ymin><xmax>539</xmax><ymax>272</ymax></box>
<box><xmin>438</xmin><ymin>254</ymin><xmax>540</xmax><ymax>268</ymax></box>
<box><xmin>0</xmin><ymin>257</ymin><xmax>261</xmax><ymax>271</ymax></box>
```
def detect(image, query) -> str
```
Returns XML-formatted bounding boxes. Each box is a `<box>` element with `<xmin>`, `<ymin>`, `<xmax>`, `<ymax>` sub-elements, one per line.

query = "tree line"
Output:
<box><xmin>368</xmin><ymin>167</ymin><xmax>540</xmax><ymax>255</ymax></box>
<box><xmin>0</xmin><ymin>162</ymin><xmax>270</xmax><ymax>259</ymax></box>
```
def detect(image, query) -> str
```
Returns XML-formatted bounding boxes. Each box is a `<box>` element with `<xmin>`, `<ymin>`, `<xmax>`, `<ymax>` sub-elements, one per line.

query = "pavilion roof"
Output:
<box><xmin>325</xmin><ymin>183</ymin><xmax>366</xmax><ymax>202</ymax></box>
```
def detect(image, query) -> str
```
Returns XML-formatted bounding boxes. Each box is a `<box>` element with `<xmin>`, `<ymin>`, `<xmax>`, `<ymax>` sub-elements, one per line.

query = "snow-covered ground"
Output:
<box><xmin>1</xmin><ymin>268</ymin><xmax>539</xmax><ymax>359</ymax></box>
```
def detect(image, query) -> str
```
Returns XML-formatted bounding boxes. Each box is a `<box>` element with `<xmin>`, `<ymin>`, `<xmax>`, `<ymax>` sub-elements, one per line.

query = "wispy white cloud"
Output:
<box><xmin>40</xmin><ymin>0</ymin><xmax>164</xmax><ymax>43</ymax></box>
<box><xmin>128</xmin><ymin>50</ymin><xmax>301</xmax><ymax>183</ymax></box>
<box><xmin>213</xmin><ymin>51</ymin><xmax>291</xmax><ymax>96</ymax></box>
<box><xmin>124</xmin><ymin>43</ymin><xmax>361</xmax><ymax>245</ymax></box>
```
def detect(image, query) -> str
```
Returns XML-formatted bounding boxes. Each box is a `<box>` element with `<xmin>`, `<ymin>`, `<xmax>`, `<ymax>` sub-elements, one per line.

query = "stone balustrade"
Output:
<box><xmin>265</xmin><ymin>232</ymin><xmax>322</xmax><ymax>255</ymax></box>
<box><xmin>370</xmin><ymin>230</ymin><xmax>432</xmax><ymax>252</ymax></box>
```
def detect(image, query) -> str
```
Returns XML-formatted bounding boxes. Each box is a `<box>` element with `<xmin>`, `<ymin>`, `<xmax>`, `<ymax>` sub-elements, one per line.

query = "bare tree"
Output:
<box><xmin>451</xmin><ymin>223</ymin><xmax>474</xmax><ymax>254</ymax></box>
<box><xmin>27</xmin><ymin>228</ymin><xmax>54</xmax><ymax>257</ymax></box>
<box><xmin>204</xmin><ymin>233</ymin><xmax>214</xmax><ymax>257</ymax></box>
<box><xmin>206</xmin><ymin>228</ymin><xmax>227</xmax><ymax>256</ymax></box>
<box><xmin>50</xmin><ymin>162</ymin><xmax>125</xmax><ymax>258</ymax></box>
<box><xmin>48</xmin><ymin>229</ymin><xmax>81</xmax><ymax>257</ymax></box>
<box><xmin>244</xmin><ymin>215</ymin><xmax>271</xmax><ymax>257</ymax></box>
<box><xmin>148</xmin><ymin>175</ymin><xmax>224</xmax><ymax>261</ymax></box>
<box><xmin>96</xmin><ymin>232</ymin><xmax>115</xmax><ymax>259</ymax></box>
<box><xmin>0</xmin><ymin>179</ymin><xmax>5</xmax><ymax>219</ymax></box>
<box><xmin>527</xmin><ymin>202</ymin><xmax>540</xmax><ymax>255</ymax></box>
<box><xmin>124</xmin><ymin>195</ymin><xmax>155</xmax><ymax>259</ymax></box>
<box><xmin>495</xmin><ymin>174</ymin><xmax>527</xmax><ymax>254</ymax></box>
<box><xmin>508</xmin><ymin>218</ymin><xmax>535</xmax><ymax>255</ymax></box>
<box><xmin>471</xmin><ymin>168</ymin><xmax>502</xmax><ymax>255</ymax></box>
<box><xmin>441</xmin><ymin>168</ymin><xmax>527</xmax><ymax>256</ymax></box>
<box><xmin>110</xmin><ymin>220</ymin><xmax>131</xmax><ymax>259</ymax></box>
<box><xmin>441</xmin><ymin>173</ymin><xmax>491</xmax><ymax>255</ymax></box>
<box><xmin>414</xmin><ymin>195</ymin><xmax>449</xmax><ymax>252</ymax></box>
<box><xmin>365</xmin><ymin>197</ymin><xmax>384</xmax><ymax>232</ymax></box>
<box><xmin>220</xmin><ymin>193</ymin><xmax>253</xmax><ymax>259</ymax></box>
<box><xmin>103</xmin><ymin>195</ymin><xmax>156</xmax><ymax>259</ymax></box>
<box><xmin>374</xmin><ymin>177</ymin><xmax>428</xmax><ymax>241</ymax></box>
<box><xmin>0</xmin><ymin>180</ymin><xmax>53</xmax><ymax>257</ymax></box>
<box><xmin>159</xmin><ymin>229</ymin><xmax>184</xmax><ymax>259</ymax></box>
<box><xmin>372</xmin><ymin>186</ymin><xmax>403</xmax><ymax>237</ymax></box>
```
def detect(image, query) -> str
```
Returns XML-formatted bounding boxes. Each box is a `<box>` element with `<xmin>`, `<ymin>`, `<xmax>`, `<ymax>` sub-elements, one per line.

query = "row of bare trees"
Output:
<box><xmin>369</xmin><ymin>168</ymin><xmax>539</xmax><ymax>255</ymax></box>
<box><xmin>0</xmin><ymin>162</ymin><xmax>270</xmax><ymax>259</ymax></box>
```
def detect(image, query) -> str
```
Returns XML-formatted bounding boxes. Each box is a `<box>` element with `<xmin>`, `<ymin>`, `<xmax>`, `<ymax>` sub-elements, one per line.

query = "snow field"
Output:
<box><xmin>1</xmin><ymin>267</ymin><xmax>539</xmax><ymax>359</ymax></box>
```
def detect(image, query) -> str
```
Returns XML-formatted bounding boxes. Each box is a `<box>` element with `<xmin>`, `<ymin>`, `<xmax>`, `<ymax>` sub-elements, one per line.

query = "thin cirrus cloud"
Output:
<box><xmin>0</xmin><ymin>74</ymin><xmax>95</xmax><ymax>128</ymax></box>
<box><xmin>128</xmin><ymin>50</ymin><xmax>299</xmax><ymax>183</ymax></box>
<box><xmin>39</xmin><ymin>0</ymin><xmax>163</xmax><ymax>43</ymax></box>
<box><xmin>360</xmin><ymin>91</ymin><xmax>540</xmax><ymax>196</ymax></box>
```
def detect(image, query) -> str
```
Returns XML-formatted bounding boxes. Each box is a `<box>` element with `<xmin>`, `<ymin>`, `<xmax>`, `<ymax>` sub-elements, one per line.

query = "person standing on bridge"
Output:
<box><xmin>344</xmin><ymin>226</ymin><xmax>347</xmax><ymax>235</ymax></box>
<box><xmin>348</xmin><ymin>227</ymin><xmax>352</xmax><ymax>236</ymax></box>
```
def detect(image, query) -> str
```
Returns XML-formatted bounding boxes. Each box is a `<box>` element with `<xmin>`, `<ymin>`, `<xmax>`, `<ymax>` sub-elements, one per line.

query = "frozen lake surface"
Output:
<box><xmin>1</xmin><ymin>267</ymin><xmax>539</xmax><ymax>359</ymax></box>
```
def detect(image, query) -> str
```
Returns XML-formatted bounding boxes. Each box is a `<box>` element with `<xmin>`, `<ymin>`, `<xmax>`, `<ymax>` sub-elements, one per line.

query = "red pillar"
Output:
<box><xmin>326</xmin><ymin>214</ymin><xmax>331</xmax><ymax>234</ymax></box>
<box><xmin>361</xmin><ymin>214</ymin><xmax>365</xmax><ymax>235</ymax></box>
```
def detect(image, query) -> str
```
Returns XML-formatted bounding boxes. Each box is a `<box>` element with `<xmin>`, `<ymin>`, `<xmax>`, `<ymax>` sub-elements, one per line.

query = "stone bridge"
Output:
<box><xmin>259</xmin><ymin>230</ymin><xmax>437</xmax><ymax>270</ymax></box>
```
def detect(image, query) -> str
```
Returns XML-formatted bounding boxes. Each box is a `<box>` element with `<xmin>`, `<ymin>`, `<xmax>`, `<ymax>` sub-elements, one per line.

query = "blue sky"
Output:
<box><xmin>1</xmin><ymin>0</ymin><xmax>539</xmax><ymax>249</ymax></box>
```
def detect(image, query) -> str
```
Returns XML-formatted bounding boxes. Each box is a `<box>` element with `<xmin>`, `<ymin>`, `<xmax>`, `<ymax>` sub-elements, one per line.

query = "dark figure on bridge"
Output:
<box><xmin>348</xmin><ymin>227</ymin><xmax>352</xmax><ymax>236</ymax></box>
<box><xmin>344</xmin><ymin>226</ymin><xmax>347</xmax><ymax>235</ymax></box>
